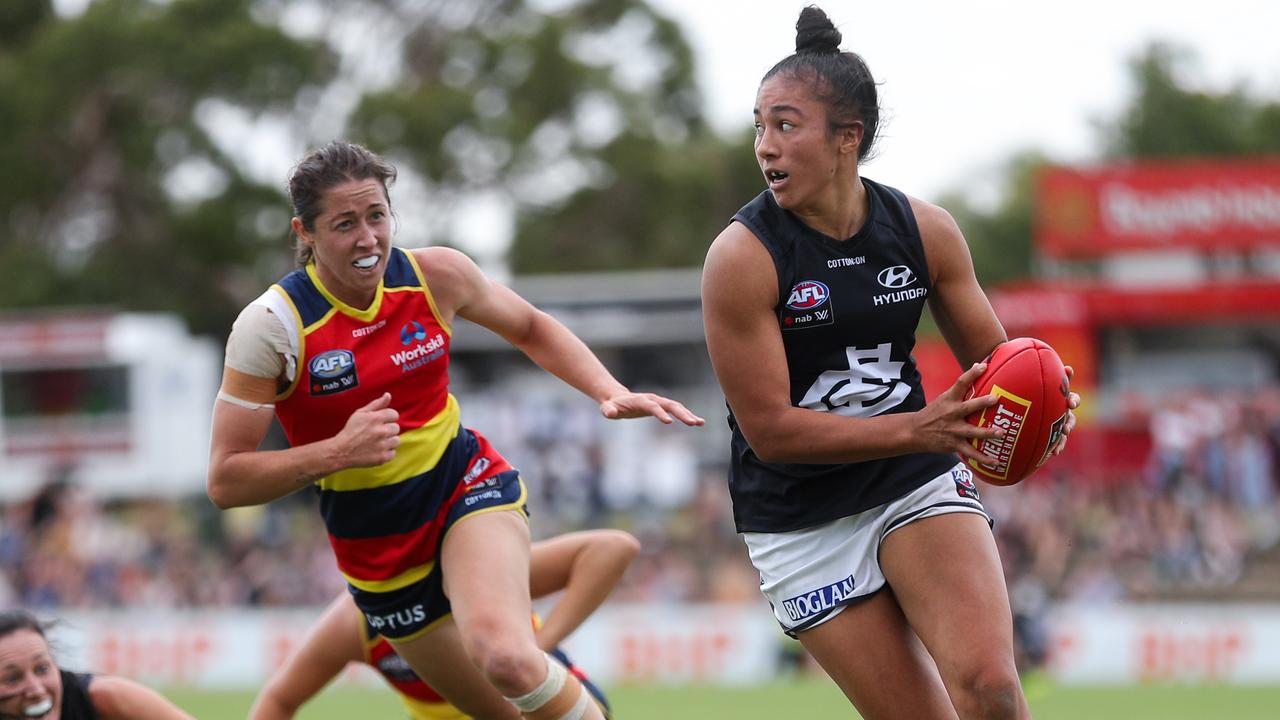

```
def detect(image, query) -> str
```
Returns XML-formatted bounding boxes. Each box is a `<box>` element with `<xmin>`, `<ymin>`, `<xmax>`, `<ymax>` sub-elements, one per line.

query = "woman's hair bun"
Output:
<box><xmin>795</xmin><ymin>5</ymin><xmax>841</xmax><ymax>55</ymax></box>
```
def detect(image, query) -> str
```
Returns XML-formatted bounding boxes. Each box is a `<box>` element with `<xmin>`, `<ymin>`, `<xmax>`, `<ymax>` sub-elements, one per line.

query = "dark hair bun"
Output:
<box><xmin>795</xmin><ymin>5</ymin><xmax>841</xmax><ymax>55</ymax></box>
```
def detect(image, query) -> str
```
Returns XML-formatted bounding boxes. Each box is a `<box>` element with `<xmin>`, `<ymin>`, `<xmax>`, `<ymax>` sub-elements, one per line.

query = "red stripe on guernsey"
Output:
<box><xmin>328</xmin><ymin>446</ymin><xmax>512</xmax><ymax>583</ymax></box>
<box><xmin>275</xmin><ymin>279</ymin><xmax>450</xmax><ymax>447</ymax></box>
<box><xmin>367</xmin><ymin>637</ymin><xmax>446</xmax><ymax>703</ymax></box>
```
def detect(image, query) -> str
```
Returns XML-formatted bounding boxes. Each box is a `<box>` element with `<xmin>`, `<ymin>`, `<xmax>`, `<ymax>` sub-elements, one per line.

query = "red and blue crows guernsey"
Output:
<box><xmin>271</xmin><ymin>247</ymin><xmax>526</xmax><ymax>638</ymax></box>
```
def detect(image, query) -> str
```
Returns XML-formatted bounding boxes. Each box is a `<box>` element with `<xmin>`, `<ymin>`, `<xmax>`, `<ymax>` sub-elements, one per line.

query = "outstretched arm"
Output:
<box><xmin>249</xmin><ymin>593</ymin><xmax>365</xmax><ymax>720</ymax></box>
<box><xmin>529</xmin><ymin>530</ymin><xmax>641</xmax><ymax>651</ymax></box>
<box><xmin>88</xmin><ymin>676</ymin><xmax>194</xmax><ymax>720</ymax></box>
<box><xmin>414</xmin><ymin>247</ymin><xmax>703</xmax><ymax>427</ymax></box>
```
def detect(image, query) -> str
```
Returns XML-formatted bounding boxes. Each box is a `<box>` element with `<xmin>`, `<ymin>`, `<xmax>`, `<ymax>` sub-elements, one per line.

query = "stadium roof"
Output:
<box><xmin>451</xmin><ymin>267</ymin><xmax>705</xmax><ymax>350</ymax></box>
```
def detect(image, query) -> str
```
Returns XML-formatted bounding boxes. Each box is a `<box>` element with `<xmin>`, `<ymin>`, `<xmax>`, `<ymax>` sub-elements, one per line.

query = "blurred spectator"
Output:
<box><xmin>2</xmin><ymin>387</ymin><xmax>1279</xmax><ymax>646</ymax></box>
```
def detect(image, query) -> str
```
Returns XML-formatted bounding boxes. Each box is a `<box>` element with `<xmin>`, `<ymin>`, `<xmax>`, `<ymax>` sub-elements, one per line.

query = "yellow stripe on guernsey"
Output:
<box><xmin>318</xmin><ymin>394</ymin><xmax>461</xmax><ymax>492</ymax></box>
<box><xmin>345</xmin><ymin>561</ymin><xmax>436</xmax><ymax>594</ymax></box>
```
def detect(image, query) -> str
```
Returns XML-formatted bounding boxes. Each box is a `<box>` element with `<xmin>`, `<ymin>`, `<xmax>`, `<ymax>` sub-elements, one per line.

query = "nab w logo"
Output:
<box><xmin>786</xmin><ymin>280</ymin><xmax>830</xmax><ymax>310</ymax></box>
<box><xmin>310</xmin><ymin>350</ymin><xmax>355</xmax><ymax>378</ymax></box>
<box><xmin>877</xmin><ymin>265</ymin><xmax>916</xmax><ymax>289</ymax></box>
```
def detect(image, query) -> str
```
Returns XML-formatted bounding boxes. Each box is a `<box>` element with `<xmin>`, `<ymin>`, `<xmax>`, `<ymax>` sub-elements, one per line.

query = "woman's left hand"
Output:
<box><xmin>600</xmin><ymin>392</ymin><xmax>705</xmax><ymax>426</ymax></box>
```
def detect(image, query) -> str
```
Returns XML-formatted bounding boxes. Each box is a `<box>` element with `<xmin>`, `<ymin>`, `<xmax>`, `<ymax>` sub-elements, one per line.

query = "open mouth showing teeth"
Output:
<box><xmin>353</xmin><ymin>256</ymin><xmax>378</xmax><ymax>269</ymax></box>
<box><xmin>24</xmin><ymin>699</ymin><xmax>53</xmax><ymax>718</ymax></box>
<box><xmin>768</xmin><ymin>171</ymin><xmax>789</xmax><ymax>182</ymax></box>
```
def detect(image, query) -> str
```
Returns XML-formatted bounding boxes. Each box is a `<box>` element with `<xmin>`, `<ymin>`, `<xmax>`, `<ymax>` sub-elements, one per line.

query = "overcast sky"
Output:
<box><xmin>647</xmin><ymin>0</ymin><xmax>1280</xmax><ymax>201</ymax></box>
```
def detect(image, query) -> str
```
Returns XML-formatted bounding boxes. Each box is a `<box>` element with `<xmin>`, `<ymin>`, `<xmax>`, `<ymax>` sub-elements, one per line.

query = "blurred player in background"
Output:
<box><xmin>207</xmin><ymin>140</ymin><xmax>702</xmax><ymax>720</ymax></box>
<box><xmin>700</xmin><ymin>6</ymin><xmax>1078</xmax><ymax>720</ymax></box>
<box><xmin>249</xmin><ymin>529</ymin><xmax>636</xmax><ymax>719</ymax></box>
<box><xmin>0</xmin><ymin>609</ymin><xmax>194</xmax><ymax>720</ymax></box>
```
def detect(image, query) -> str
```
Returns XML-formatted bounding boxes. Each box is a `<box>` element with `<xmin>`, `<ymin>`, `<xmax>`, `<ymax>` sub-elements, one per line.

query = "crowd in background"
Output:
<box><xmin>3</xmin><ymin>388</ymin><xmax>1280</xmax><ymax>621</ymax></box>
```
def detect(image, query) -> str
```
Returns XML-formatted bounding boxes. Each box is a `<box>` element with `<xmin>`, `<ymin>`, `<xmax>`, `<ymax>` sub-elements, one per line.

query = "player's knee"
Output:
<box><xmin>465</xmin><ymin>631</ymin><xmax>543</xmax><ymax>694</ymax></box>
<box><xmin>504</xmin><ymin>655</ymin><xmax>598</xmax><ymax>720</ymax></box>
<box><xmin>953</xmin><ymin>660</ymin><xmax>1023</xmax><ymax>719</ymax></box>
<box><xmin>601</xmin><ymin>528</ymin><xmax>641</xmax><ymax>554</ymax></box>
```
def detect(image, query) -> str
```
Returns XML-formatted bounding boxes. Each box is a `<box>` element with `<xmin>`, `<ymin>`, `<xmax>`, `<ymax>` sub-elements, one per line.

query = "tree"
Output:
<box><xmin>0</xmin><ymin>0</ymin><xmax>334</xmax><ymax>335</ymax></box>
<box><xmin>937</xmin><ymin>151</ymin><xmax>1047</xmax><ymax>287</ymax></box>
<box><xmin>337</xmin><ymin>0</ymin><xmax>763</xmax><ymax>273</ymax></box>
<box><xmin>2</xmin><ymin>0</ymin><xmax>763</xmax><ymax>337</ymax></box>
<box><xmin>1101</xmin><ymin>42</ymin><xmax>1280</xmax><ymax>159</ymax></box>
<box><xmin>510</xmin><ymin>127</ymin><xmax>762</xmax><ymax>273</ymax></box>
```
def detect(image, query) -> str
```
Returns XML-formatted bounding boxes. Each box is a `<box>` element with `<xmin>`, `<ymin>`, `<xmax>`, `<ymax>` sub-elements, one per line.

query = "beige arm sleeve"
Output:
<box><xmin>219</xmin><ymin>300</ymin><xmax>297</xmax><ymax>408</ymax></box>
<box><xmin>225</xmin><ymin>303</ymin><xmax>292</xmax><ymax>379</ymax></box>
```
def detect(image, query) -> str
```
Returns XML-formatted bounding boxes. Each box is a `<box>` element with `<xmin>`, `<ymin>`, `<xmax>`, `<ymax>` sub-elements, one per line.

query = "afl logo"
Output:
<box><xmin>877</xmin><ymin>265</ymin><xmax>916</xmax><ymax>289</ymax></box>
<box><xmin>400</xmin><ymin>321</ymin><xmax>427</xmax><ymax>346</ymax></box>
<box><xmin>310</xmin><ymin>350</ymin><xmax>355</xmax><ymax>378</ymax></box>
<box><xmin>786</xmin><ymin>280</ymin><xmax>830</xmax><ymax>310</ymax></box>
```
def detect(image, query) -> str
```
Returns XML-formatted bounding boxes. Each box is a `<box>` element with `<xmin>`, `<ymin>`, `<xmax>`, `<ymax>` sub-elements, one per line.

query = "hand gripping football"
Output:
<box><xmin>963</xmin><ymin>337</ymin><xmax>1071</xmax><ymax>486</ymax></box>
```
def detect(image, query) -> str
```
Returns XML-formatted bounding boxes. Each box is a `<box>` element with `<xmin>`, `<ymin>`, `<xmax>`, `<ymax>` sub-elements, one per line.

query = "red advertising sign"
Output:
<box><xmin>1037</xmin><ymin>159</ymin><xmax>1280</xmax><ymax>258</ymax></box>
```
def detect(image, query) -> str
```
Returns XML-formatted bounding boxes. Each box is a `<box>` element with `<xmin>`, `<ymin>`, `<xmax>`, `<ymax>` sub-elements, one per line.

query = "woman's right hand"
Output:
<box><xmin>912</xmin><ymin>362</ymin><xmax>1004</xmax><ymax>465</ymax></box>
<box><xmin>330</xmin><ymin>392</ymin><xmax>401</xmax><ymax>468</ymax></box>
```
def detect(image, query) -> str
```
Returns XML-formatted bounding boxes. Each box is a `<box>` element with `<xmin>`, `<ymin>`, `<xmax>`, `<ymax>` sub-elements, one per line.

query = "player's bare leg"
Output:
<box><xmin>797</xmin><ymin>588</ymin><xmax>959</xmax><ymax>720</ymax></box>
<box><xmin>442</xmin><ymin>509</ymin><xmax>602</xmax><ymax>720</ymax></box>
<box><xmin>390</xmin><ymin>621</ymin><xmax>521</xmax><ymax>719</ymax></box>
<box><xmin>881</xmin><ymin>512</ymin><xmax>1030</xmax><ymax>720</ymax></box>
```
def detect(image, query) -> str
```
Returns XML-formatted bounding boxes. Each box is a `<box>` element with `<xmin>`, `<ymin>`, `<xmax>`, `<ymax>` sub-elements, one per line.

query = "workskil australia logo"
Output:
<box><xmin>390</xmin><ymin>331</ymin><xmax>446</xmax><ymax>373</ymax></box>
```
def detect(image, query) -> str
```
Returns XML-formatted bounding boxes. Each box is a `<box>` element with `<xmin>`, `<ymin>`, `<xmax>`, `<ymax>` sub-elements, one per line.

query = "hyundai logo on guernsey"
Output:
<box><xmin>877</xmin><ymin>265</ymin><xmax>916</xmax><ymax>289</ymax></box>
<box><xmin>873</xmin><ymin>265</ymin><xmax>928</xmax><ymax>307</ymax></box>
<box><xmin>781</xmin><ymin>280</ymin><xmax>835</xmax><ymax>331</ymax></box>
<box><xmin>309</xmin><ymin>349</ymin><xmax>359</xmax><ymax>396</ymax></box>
<box><xmin>781</xmin><ymin>575</ymin><xmax>857</xmax><ymax>622</ymax></box>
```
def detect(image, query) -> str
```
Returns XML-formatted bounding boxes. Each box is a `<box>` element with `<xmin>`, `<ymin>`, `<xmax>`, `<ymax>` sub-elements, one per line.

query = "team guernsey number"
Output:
<box><xmin>798</xmin><ymin>343</ymin><xmax>911</xmax><ymax>417</ymax></box>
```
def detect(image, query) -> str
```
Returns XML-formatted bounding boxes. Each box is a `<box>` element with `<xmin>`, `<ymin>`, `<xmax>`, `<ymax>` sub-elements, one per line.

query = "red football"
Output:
<box><xmin>963</xmin><ymin>337</ymin><xmax>1071</xmax><ymax>486</ymax></box>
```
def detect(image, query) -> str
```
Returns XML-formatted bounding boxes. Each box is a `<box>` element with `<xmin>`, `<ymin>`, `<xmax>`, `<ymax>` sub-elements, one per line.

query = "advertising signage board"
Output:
<box><xmin>1037</xmin><ymin>160</ymin><xmax>1280</xmax><ymax>258</ymax></box>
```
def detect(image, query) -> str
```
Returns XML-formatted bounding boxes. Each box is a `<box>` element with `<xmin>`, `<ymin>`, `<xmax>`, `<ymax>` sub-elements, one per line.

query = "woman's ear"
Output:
<box><xmin>840</xmin><ymin>122</ymin><xmax>865</xmax><ymax>157</ymax></box>
<box><xmin>291</xmin><ymin>217</ymin><xmax>312</xmax><ymax>247</ymax></box>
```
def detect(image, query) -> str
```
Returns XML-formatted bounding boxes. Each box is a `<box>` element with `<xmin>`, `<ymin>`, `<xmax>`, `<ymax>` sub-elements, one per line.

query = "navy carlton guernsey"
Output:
<box><xmin>726</xmin><ymin>178</ymin><xmax>958</xmax><ymax>533</ymax></box>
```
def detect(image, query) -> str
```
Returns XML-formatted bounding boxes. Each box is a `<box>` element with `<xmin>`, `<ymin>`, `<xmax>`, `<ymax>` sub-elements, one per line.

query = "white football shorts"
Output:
<box><xmin>743</xmin><ymin>462</ymin><xmax>990</xmax><ymax>637</ymax></box>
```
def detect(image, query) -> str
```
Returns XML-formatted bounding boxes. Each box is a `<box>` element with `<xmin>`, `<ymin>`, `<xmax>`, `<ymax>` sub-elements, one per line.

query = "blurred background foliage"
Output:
<box><xmin>3</xmin><ymin>0</ymin><xmax>1280</xmax><ymax>335</ymax></box>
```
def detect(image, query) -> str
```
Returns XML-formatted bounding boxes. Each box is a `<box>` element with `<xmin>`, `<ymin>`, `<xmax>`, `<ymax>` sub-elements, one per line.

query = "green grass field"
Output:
<box><xmin>166</xmin><ymin>676</ymin><xmax>1280</xmax><ymax>719</ymax></box>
